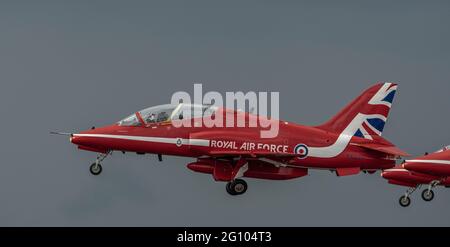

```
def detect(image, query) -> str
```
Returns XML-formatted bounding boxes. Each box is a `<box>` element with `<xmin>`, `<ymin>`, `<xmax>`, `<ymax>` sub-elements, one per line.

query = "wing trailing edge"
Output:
<box><xmin>351</xmin><ymin>142</ymin><xmax>410</xmax><ymax>157</ymax></box>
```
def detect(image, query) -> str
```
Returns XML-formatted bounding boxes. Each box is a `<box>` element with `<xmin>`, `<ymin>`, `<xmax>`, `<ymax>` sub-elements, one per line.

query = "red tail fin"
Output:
<box><xmin>316</xmin><ymin>82</ymin><xmax>397</xmax><ymax>140</ymax></box>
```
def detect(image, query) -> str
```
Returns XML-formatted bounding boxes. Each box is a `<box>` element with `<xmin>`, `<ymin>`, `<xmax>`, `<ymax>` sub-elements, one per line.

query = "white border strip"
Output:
<box><xmin>383</xmin><ymin>168</ymin><xmax>409</xmax><ymax>172</ymax></box>
<box><xmin>407</xmin><ymin>159</ymin><xmax>450</xmax><ymax>165</ymax></box>
<box><xmin>73</xmin><ymin>134</ymin><xmax>210</xmax><ymax>147</ymax></box>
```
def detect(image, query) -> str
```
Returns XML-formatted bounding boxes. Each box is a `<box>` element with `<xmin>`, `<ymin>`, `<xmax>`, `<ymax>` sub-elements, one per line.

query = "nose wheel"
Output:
<box><xmin>89</xmin><ymin>151</ymin><xmax>111</xmax><ymax>176</ymax></box>
<box><xmin>398</xmin><ymin>185</ymin><xmax>420</xmax><ymax>207</ymax></box>
<box><xmin>226</xmin><ymin>179</ymin><xmax>248</xmax><ymax>196</ymax></box>
<box><xmin>90</xmin><ymin>163</ymin><xmax>103</xmax><ymax>175</ymax></box>
<box><xmin>399</xmin><ymin>195</ymin><xmax>411</xmax><ymax>207</ymax></box>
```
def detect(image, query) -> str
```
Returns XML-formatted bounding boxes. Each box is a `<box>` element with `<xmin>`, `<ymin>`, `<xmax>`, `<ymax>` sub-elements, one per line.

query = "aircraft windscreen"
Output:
<box><xmin>434</xmin><ymin>145</ymin><xmax>450</xmax><ymax>153</ymax></box>
<box><xmin>118</xmin><ymin>114</ymin><xmax>141</xmax><ymax>126</ymax></box>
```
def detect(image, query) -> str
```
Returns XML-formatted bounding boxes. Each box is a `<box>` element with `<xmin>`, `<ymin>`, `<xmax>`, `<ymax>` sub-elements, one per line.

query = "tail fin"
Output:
<box><xmin>316</xmin><ymin>82</ymin><xmax>398</xmax><ymax>140</ymax></box>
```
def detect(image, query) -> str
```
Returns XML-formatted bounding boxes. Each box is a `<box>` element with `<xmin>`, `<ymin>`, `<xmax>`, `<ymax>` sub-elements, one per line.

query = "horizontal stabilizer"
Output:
<box><xmin>351</xmin><ymin>143</ymin><xmax>410</xmax><ymax>157</ymax></box>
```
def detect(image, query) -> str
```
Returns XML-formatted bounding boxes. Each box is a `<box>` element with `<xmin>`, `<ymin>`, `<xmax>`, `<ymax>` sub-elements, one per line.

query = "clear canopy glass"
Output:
<box><xmin>434</xmin><ymin>145</ymin><xmax>450</xmax><ymax>153</ymax></box>
<box><xmin>117</xmin><ymin>103</ymin><xmax>218</xmax><ymax>126</ymax></box>
<box><xmin>139</xmin><ymin>104</ymin><xmax>177</xmax><ymax>124</ymax></box>
<box><xmin>173</xmin><ymin>103</ymin><xmax>217</xmax><ymax>121</ymax></box>
<box><xmin>118</xmin><ymin>114</ymin><xmax>141</xmax><ymax>126</ymax></box>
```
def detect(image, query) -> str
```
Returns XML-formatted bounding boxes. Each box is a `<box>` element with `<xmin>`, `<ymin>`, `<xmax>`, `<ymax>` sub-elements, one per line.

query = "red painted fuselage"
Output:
<box><xmin>67</xmin><ymin>82</ymin><xmax>407</xmax><ymax>182</ymax></box>
<box><xmin>382</xmin><ymin>148</ymin><xmax>450</xmax><ymax>187</ymax></box>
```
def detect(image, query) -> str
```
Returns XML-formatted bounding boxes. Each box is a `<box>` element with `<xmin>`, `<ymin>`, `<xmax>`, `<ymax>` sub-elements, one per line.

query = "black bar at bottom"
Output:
<box><xmin>0</xmin><ymin>227</ymin><xmax>448</xmax><ymax>245</ymax></box>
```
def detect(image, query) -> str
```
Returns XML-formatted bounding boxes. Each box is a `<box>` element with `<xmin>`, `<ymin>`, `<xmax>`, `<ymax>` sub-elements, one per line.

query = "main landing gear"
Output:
<box><xmin>226</xmin><ymin>179</ymin><xmax>248</xmax><ymax>196</ymax></box>
<box><xmin>89</xmin><ymin>151</ymin><xmax>111</xmax><ymax>176</ymax></box>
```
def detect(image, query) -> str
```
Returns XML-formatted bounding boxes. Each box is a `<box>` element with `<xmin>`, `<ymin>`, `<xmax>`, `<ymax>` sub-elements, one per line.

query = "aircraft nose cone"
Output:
<box><xmin>71</xmin><ymin>131</ymin><xmax>95</xmax><ymax>145</ymax></box>
<box><xmin>402</xmin><ymin>162</ymin><xmax>412</xmax><ymax>170</ymax></box>
<box><xmin>70</xmin><ymin>134</ymin><xmax>92</xmax><ymax>146</ymax></box>
<box><xmin>70</xmin><ymin>135</ymin><xmax>82</xmax><ymax>145</ymax></box>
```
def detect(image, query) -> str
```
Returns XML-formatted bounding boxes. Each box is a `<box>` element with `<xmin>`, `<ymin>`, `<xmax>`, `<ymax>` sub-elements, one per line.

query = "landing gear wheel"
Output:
<box><xmin>90</xmin><ymin>163</ymin><xmax>102</xmax><ymax>175</ymax></box>
<box><xmin>226</xmin><ymin>182</ymin><xmax>237</xmax><ymax>195</ymax></box>
<box><xmin>226</xmin><ymin>179</ymin><xmax>248</xmax><ymax>195</ymax></box>
<box><xmin>421</xmin><ymin>189</ymin><xmax>434</xmax><ymax>201</ymax></box>
<box><xmin>233</xmin><ymin>179</ymin><xmax>247</xmax><ymax>195</ymax></box>
<box><xmin>399</xmin><ymin>195</ymin><xmax>411</xmax><ymax>207</ymax></box>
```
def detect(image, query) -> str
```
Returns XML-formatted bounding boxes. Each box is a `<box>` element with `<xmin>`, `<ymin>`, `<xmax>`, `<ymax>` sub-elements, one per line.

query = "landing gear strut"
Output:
<box><xmin>421</xmin><ymin>180</ymin><xmax>439</xmax><ymax>202</ymax></box>
<box><xmin>399</xmin><ymin>185</ymin><xmax>420</xmax><ymax>207</ymax></box>
<box><xmin>89</xmin><ymin>151</ymin><xmax>111</xmax><ymax>176</ymax></box>
<box><xmin>226</xmin><ymin>179</ymin><xmax>248</xmax><ymax>196</ymax></box>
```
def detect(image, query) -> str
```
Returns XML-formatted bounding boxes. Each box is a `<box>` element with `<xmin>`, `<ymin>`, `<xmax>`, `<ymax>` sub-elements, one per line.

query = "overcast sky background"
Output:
<box><xmin>0</xmin><ymin>1</ymin><xmax>449</xmax><ymax>226</ymax></box>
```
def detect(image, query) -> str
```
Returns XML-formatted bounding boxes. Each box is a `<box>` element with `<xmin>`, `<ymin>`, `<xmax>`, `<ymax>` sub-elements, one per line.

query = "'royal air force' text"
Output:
<box><xmin>210</xmin><ymin>140</ymin><xmax>288</xmax><ymax>153</ymax></box>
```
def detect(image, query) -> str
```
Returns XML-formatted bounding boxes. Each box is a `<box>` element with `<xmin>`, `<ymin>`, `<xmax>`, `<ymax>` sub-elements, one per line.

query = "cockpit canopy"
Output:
<box><xmin>118</xmin><ymin>103</ymin><xmax>218</xmax><ymax>126</ymax></box>
<box><xmin>139</xmin><ymin>104</ymin><xmax>176</xmax><ymax>124</ymax></box>
<box><xmin>434</xmin><ymin>145</ymin><xmax>450</xmax><ymax>153</ymax></box>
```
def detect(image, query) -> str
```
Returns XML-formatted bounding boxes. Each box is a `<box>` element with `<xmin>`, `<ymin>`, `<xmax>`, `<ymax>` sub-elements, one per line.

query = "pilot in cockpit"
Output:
<box><xmin>118</xmin><ymin>103</ymin><xmax>218</xmax><ymax>127</ymax></box>
<box><xmin>146</xmin><ymin>113</ymin><xmax>156</xmax><ymax>123</ymax></box>
<box><xmin>157</xmin><ymin>111</ymin><xmax>169</xmax><ymax>122</ymax></box>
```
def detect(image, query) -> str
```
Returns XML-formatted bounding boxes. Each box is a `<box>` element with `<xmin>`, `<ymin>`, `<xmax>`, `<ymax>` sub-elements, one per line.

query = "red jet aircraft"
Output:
<box><xmin>52</xmin><ymin>82</ymin><xmax>408</xmax><ymax>195</ymax></box>
<box><xmin>381</xmin><ymin>146</ymin><xmax>450</xmax><ymax>207</ymax></box>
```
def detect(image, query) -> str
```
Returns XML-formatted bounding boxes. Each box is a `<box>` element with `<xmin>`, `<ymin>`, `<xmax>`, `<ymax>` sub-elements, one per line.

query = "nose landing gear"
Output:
<box><xmin>397</xmin><ymin>179</ymin><xmax>444</xmax><ymax>207</ymax></box>
<box><xmin>89</xmin><ymin>163</ymin><xmax>103</xmax><ymax>175</ymax></box>
<box><xmin>398</xmin><ymin>185</ymin><xmax>420</xmax><ymax>207</ymax></box>
<box><xmin>226</xmin><ymin>179</ymin><xmax>248</xmax><ymax>196</ymax></box>
<box><xmin>399</xmin><ymin>195</ymin><xmax>411</xmax><ymax>207</ymax></box>
<box><xmin>89</xmin><ymin>151</ymin><xmax>111</xmax><ymax>176</ymax></box>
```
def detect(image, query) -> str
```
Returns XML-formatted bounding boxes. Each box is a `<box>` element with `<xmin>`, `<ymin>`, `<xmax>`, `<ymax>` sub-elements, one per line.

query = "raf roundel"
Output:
<box><xmin>294</xmin><ymin>144</ymin><xmax>309</xmax><ymax>159</ymax></box>
<box><xmin>176</xmin><ymin>138</ymin><xmax>183</xmax><ymax>147</ymax></box>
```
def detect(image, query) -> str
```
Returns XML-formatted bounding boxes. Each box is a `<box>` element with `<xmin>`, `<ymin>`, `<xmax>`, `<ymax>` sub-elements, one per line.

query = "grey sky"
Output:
<box><xmin>0</xmin><ymin>1</ymin><xmax>449</xmax><ymax>226</ymax></box>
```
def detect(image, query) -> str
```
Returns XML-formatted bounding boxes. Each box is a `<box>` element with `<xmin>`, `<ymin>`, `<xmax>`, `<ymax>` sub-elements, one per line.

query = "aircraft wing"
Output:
<box><xmin>351</xmin><ymin>143</ymin><xmax>411</xmax><ymax>157</ymax></box>
<box><xmin>206</xmin><ymin>150</ymin><xmax>304</xmax><ymax>158</ymax></box>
